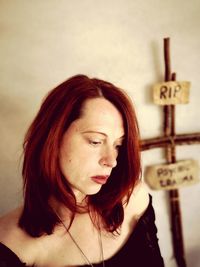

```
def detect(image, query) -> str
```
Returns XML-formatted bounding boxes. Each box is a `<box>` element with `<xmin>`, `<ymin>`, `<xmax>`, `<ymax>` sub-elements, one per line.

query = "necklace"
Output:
<box><xmin>56</xmin><ymin>214</ymin><xmax>105</xmax><ymax>267</ymax></box>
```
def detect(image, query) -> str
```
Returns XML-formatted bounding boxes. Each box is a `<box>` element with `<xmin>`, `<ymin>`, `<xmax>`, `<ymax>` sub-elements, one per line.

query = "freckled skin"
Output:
<box><xmin>59</xmin><ymin>98</ymin><xmax>125</xmax><ymax>202</ymax></box>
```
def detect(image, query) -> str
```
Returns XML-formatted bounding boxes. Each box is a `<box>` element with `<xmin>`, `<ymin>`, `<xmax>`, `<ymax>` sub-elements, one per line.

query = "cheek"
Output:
<box><xmin>59</xmin><ymin>141</ymin><xmax>101</xmax><ymax>175</ymax></box>
<box><xmin>60</xmin><ymin>149</ymin><xmax>86</xmax><ymax>174</ymax></box>
<box><xmin>59</xmin><ymin>148</ymin><xmax>73</xmax><ymax>174</ymax></box>
<box><xmin>59</xmin><ymin>156</ymin><xmax>76</xmax><ymax>183</ymax></box>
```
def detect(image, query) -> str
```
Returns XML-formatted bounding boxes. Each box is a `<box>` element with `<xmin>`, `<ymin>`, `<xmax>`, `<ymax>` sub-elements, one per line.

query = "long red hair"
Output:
<box><xmin>19</xmin><ymin>75</ymin><xmax>141</xmax><ymax>236</ymax></box>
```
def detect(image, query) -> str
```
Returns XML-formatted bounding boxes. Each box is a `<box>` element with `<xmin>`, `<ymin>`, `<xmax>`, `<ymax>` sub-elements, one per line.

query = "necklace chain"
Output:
<box><xmin>57</xmin><ymin>214</ymin><xmax>105</xmax><ymax>267</ymax></box>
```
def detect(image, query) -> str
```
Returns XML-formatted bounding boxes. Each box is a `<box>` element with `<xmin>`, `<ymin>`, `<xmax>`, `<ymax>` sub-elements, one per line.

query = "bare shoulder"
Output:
<box><xmin>0</xmin><ymin>207</ymin><xmax>35</xmax><ymax>263</ymax></box>
<box><xmin>124</xmin><ymin>181</ymin><xmax>150</xmax><ymax>219</ymax></box>
<box><xmin>0</xmin><ymin>207</ymin><xmax>23</xmax><ymax>242</ymax></box>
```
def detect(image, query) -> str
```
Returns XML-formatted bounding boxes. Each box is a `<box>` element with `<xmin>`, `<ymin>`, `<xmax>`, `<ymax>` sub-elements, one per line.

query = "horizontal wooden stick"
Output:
<box><xmin>140</xmin><ymin>132</ymin><xmax>200</xmax><ymax>151</ymax></box>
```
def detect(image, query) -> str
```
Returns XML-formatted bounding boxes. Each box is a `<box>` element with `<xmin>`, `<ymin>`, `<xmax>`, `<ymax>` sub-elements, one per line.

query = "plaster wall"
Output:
<box><xmin>0</xmin><ymin>1</ymin><xmax>200</xmax><ymax>266</ymax></box>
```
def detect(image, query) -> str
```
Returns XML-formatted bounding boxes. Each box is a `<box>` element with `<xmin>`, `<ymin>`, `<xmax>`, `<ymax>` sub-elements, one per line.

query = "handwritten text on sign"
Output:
<box><xmin>145</xmin><ymin>159</ymin><xmax>199</xmax><ymax>190</ymax></box>
<box><xmin>153</xmin><ymin>81</ymin><xmax>190</xmax><ymax>105</ymax></box>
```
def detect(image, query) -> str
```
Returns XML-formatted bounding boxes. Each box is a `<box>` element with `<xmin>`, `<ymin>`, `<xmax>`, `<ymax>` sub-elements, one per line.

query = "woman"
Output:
<box><xmin>0</xmin><ymin>75</ymin><xmax>164</xmax><ymax>266</ymax></box>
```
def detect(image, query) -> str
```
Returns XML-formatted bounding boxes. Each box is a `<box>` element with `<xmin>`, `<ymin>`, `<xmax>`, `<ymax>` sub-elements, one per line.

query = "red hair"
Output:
<box><xmin>19</xmin><ymin>75</ymin><xmax>141</xmax><ymax>236</ymax></box>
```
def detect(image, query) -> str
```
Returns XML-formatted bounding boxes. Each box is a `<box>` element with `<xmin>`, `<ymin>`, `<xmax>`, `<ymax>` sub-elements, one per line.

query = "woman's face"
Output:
<box><xmin>59</xmin><ymin>98</ymin><xmax>125</xmax><ymax>202</ymax></box>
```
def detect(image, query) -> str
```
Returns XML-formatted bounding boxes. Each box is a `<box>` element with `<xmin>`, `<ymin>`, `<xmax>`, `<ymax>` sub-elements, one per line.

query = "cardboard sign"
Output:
<box><xmin>153</xmin><ymin>81</ymin><xmax>190</xmax><ymax>105</ymax></box>
<box><xmin>145</xmin><ymin>159</ymin><xmax>199</xmax><ymax>190</ymax></box>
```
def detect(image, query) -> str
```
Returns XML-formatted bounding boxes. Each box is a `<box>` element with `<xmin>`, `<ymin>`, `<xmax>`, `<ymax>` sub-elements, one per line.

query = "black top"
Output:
<box><xmin>0</xmin><ymin>196</ymin><xmax>165</xmax><ymax>267</ymax></box>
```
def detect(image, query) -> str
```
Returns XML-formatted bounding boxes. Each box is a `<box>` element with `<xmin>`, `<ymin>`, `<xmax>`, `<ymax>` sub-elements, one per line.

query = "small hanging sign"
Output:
<box><xmin>153</xmin><ymin>81</ymin><xmax>190</xmax><ymax>105</ymax></box>
<box><xmin>144</xmin><ymin>159</ymin><xmax>199</xmax><ymax>190</ymax></box>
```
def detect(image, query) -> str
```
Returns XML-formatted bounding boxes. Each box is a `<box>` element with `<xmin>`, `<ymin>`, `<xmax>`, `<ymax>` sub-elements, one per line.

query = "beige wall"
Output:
<box><xmin>0</xmin><ymin>1</ymin><xmax>200</xmax><ymax>266</ymax></box>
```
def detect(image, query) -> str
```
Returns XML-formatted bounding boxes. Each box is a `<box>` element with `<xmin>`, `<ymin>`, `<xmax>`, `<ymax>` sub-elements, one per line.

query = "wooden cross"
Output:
<box><xmin>140</xmin><ymin>38</ymin><xmax>200</xmax><ymax>267</ymax></box>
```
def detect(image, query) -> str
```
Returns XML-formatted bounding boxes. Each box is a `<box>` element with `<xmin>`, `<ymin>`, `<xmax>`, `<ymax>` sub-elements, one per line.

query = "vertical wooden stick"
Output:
<box><xmin>164</xmin><ymin>38</ymin><xmax>172</xmax><ymax>161</ymax></box>
<box><xmin>163</xmin><ymin>38</ymin><xmax>187</xmax><ymax>267</ymax></box>
<box><xmin>171</xmin><ymin>72</ymin><xmax>176</xmax><ymax>162</ymax></box>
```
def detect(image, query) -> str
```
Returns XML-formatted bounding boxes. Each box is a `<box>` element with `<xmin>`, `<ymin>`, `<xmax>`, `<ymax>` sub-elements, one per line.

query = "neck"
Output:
<box><xmin>49</xmin><ymin>196</ymin><xmax>89</xmax><ymax>222</ymax></box>
<box><xmin>72</xmin><ymin>188</ymin><xmax>88</xmax><ymax>204</ymax></box>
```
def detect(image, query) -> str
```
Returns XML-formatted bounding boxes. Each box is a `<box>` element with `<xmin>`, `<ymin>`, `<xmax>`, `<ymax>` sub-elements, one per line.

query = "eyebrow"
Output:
<box><xmin>82</xmin><ymin>131</ymin><xmax>125</xmax><ymax>140</ymax></box>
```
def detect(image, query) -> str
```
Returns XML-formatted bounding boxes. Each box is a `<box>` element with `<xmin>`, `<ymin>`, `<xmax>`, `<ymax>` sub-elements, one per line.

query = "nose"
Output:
<box><xmin>99</xmin><ymin>147</ymin><xmax>117</xmax><ymax>168</ymax></box>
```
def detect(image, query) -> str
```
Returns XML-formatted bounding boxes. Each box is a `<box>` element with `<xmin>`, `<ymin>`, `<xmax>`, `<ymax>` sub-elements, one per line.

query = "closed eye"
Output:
<box><xmin>89</xmin><ymin>140</ymin><xmax>103</xmax><ymax>146</ymax></box>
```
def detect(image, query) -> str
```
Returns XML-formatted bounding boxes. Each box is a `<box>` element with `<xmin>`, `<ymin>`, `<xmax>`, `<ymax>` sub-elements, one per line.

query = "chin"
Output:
<box><xmin>85</xmin><ymin>185</ymin><xmax>102</xmax><ymax>196</ymax></box>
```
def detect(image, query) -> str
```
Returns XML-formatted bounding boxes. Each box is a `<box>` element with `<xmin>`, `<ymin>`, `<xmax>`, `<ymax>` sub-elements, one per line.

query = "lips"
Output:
<box><xmin>91</xmin><ymin>175</ymin><xmax>109</xmax><ymax>185</ymax></box>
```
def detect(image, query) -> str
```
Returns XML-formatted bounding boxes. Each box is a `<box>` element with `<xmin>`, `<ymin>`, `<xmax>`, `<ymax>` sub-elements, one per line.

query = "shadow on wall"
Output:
<box><xmin>0</xmin><ymin>93</ymin><xmax>26</xmax><ymax>214</ymax></box>
<box><xmin>187</xmin><ymin>247</ymin><xmax>200</xmax><ymax>267</ymax></box>
<box><xmin>0</xmin><ymin>93</ymin><xmax>29</xmax><ymax>133</ymax></box>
